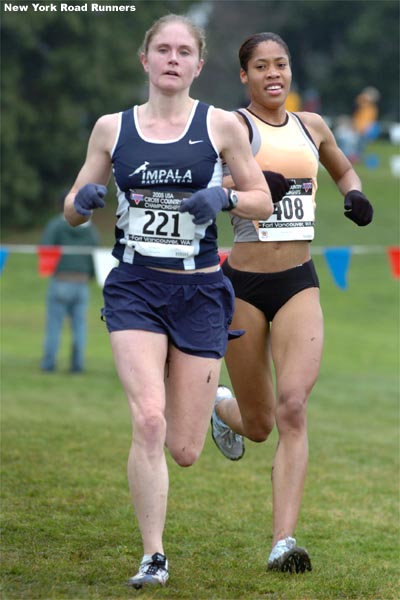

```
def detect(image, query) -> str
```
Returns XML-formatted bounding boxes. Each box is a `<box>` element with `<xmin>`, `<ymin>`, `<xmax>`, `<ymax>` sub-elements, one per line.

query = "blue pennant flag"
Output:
<box><xmin>0</xmin><ymin>247</ymin><xmax>9</xmax><ymax>275</ymax></box>
<box><xmin>323</xmin><ymin>247</ymin><xmax>352</xmax><ymax>290</ymax></box>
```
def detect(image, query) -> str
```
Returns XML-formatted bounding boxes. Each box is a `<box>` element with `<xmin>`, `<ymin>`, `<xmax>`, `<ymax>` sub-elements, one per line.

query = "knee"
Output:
<box><xmin>133</xmin><ymin>411</ymin><xmax>167</xmax><ymax>453</ymax></box>
<box><xmin>276</xmin><ymin>390</ymin><xmax>307</xmax><ymax>431</ymax></box>
<box><xmin>168</xmin><ymin>444</ymin><xmax>200</xmax><ymax>468</ymax></box>
<box><xmin>244</xmin><ymin>414</ymin><xmax>275</xmax><ymax>443</ymax></box>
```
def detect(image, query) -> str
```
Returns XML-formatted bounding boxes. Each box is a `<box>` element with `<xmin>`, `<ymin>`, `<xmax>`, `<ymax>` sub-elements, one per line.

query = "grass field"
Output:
<box><xmin>1</xmin><ymin>141</ymin><xmax>399</xmax><ymax>599</ymax></box>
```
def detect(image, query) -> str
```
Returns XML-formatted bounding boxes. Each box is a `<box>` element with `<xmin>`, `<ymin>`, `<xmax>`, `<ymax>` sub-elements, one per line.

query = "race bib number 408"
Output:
<box><xmin>257</xmin><ymin>178</ymin><xmax>315</xmax><ymax>242</ymax></box>
<box><xmin>127</xmin><ymin>189</ymin><xmax>197</xmax><ymax>258</ymax></box>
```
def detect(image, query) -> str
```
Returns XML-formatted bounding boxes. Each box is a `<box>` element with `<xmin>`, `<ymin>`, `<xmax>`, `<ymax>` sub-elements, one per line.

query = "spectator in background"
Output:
<box><xmin>302</xmin><ymin>88</ymin><xmax>321</xmax><ymax>114</ymax></box>
<box><xmin>285</xmin><ymin>83</ymin><xmax>301</xmax><ymax>112</ymax></box>
<box><xmin>334</xmin><ymin>115</ymin><xmax>359</xmax><ymax>163</ymax></box>
<box><xmin>352</xmin><ymin>86</ymin><xmax>381</xmax><ymax>160</ymax></box>
<box><xmin>40</xmin><ymin>195</ymin><xmax>100</xmax><ymax>373</ymax></box>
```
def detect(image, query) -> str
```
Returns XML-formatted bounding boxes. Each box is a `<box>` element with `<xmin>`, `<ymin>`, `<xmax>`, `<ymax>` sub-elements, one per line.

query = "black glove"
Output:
<box><xmin>344</xmin><ymin>190</ymin><xmax>373</xmax><ymax>226</ymax></box>
<box><xmin>179</xmin><ymin>187</ymin><xmax>228</xmax><ymax>225</ymax></box>
<box><xmin>74</xmin><ymin>183</ymin><xmax>107</xmax><ymax>217</ymax></box>
<box><xmin>263</xmin><ymin>171</ymin><xmax>292</xmax><ymax>204</ymax></box>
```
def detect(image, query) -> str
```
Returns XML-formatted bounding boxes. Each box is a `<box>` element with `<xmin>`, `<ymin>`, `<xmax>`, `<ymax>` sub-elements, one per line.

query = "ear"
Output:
<box><xmin>140</xmin><ymin>52</ymin><xmax>149</xmax><ymax>73</ymax></box>
<box><xmin>194</xmin><ymin>58</ymin><xmax>205</xmax><ymax>79</ymax></box>
<box><xmin>239</xmin><ymin>68</ymin><xmax>248</xmax><ymax>85</ymax></box>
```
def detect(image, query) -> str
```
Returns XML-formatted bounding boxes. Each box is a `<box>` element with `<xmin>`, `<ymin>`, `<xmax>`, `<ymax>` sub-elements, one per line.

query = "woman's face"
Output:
<box><xmin>141</xmin><ymin>22</ymin><xmax>204</xmax><ymax>94</ymax></box>
<box><xmin>240</xmin><ymin>40</ymin><xmax>292</xmax><ymax>109</ymax></box>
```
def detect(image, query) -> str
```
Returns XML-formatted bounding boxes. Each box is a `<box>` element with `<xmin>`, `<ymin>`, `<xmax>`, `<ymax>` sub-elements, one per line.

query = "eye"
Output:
<box><xmin>179</xmin><ymin>47</ymin><xmax>193</xmax><ymax>57</ymax></box>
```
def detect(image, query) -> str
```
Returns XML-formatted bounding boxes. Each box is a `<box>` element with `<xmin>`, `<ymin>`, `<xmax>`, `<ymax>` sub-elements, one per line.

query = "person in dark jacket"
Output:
<box><xmin>40</xmin><ymin>196</ymin><xmax>100</xmax><ymax>373</ymax></box>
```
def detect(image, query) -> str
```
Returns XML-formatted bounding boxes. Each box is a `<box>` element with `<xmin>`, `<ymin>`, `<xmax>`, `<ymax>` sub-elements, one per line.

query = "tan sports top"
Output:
<box><xmin>231</xmin><ymin>109</ymin><xmax>319</xmax><ymax>243</ymax></box>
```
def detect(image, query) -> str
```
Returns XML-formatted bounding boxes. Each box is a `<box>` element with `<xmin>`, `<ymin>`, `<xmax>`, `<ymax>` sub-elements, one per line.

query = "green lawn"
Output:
<box><xmin>1</xmin><ymin>140</ymin><xmax>399</xmax><ymax>599</ymax></box>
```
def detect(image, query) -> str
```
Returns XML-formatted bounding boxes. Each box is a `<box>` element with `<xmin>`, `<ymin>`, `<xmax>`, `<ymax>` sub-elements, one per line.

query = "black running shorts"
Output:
<box><xmin>222</xmin><ymin>259</ymin><xmax>319</xmax><ymax>322</ymax></box>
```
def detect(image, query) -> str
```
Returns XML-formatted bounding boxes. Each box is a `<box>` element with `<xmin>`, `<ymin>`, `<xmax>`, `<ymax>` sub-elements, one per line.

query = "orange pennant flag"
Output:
<box><xmin>37</xmin><ymin>245</ymin><xmax>62</xmax><ymax>277</ymax></box>
<box><xmin>387</xmin><ymin>246</ymin><xmax>400</xmax><ymax>279</ymax></box>
<box><xmin>218</xmin><ymin>250</ymin><xmax>229</xmax><ymax>265</ymax></box>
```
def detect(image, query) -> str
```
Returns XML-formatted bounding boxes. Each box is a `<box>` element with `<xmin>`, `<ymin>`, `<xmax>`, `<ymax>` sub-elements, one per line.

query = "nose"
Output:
<box><xmin>168</xmin><ymin>50</ymin><xmax>178</xmax><ymax>64</ymax></box>
<box><xmin>266</xmin><ymin>66</ymin><xmax>280</xmax><ymax>78</ymax></box>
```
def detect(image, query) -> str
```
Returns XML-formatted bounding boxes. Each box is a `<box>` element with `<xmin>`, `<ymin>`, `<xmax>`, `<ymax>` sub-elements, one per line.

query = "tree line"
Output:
<box><xmin>1</xmin><ymin>0</ymin><xmax>398</xmax><ymax>230</ymax></box>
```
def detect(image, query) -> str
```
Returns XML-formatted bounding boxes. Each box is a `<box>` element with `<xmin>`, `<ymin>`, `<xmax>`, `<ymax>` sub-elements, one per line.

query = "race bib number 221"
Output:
<box><xmin>127</xmin><ymin>189</ymin><xmax>197</xmax><ymax>258</ymax></box>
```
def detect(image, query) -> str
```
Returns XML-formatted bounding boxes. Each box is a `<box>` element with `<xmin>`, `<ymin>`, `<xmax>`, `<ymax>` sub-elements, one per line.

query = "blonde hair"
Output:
<box><xmin>139</xmin><ymin>14</ymin><xmax>207</xmax><ymax>60</ymax></box>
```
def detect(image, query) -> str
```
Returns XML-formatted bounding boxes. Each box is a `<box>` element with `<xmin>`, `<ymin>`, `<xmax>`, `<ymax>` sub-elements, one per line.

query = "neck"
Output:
<box><xmin>144</xmin><ymin>88</ymin><xmax>194</xmax><ymax>120</ymax></box>
<box><xmin>247</xmin><ymin>102</ymin><xmax>288</xmax><ymax>126</ymax></box>
<box><xmin>137</xmin><ymin>95</ymin><xmax>196</xmax><ymax>139</ymax></box>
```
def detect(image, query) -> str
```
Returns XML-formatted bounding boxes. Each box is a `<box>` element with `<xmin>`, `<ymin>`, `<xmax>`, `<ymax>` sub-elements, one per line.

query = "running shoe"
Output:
<box><xmin>127</xmin><ymin>552</ymin><xmax>169</xmax><ymax>589</ymax></box>
<box><xmin>211</xmin><ymin>385</ymin><xmax>245</xmax><ymax>461</ymax></box>
<box><xmin>267</xmin><ymin>536</ymin><xmax>312</xmax><ymax>573</ymax></box>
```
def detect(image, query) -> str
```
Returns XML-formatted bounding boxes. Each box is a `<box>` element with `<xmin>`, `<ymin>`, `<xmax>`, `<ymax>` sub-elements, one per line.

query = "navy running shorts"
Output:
<box><xmin>222</xmin><ymin>258</ymin><xmax>320</xmax><ymax>322</ymax></box>
<box><xmin>102</xmin><ymin>263</ymin><xmax>235</xmax><ymax>359</ymax></box>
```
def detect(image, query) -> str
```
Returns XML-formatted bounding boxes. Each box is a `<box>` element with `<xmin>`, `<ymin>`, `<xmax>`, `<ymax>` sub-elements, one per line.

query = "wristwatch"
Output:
<box><xmin>223</xmin><ymin>188</ymin><xmax>239</xmax><ymax>211</ymax></box>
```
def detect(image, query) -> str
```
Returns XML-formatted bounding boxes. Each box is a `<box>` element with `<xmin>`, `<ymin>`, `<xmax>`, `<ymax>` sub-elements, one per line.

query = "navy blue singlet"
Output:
<box><xmin>111</xmin><ymin>100</ymin><xmax>223</xmax><ymax>271</ymax></box>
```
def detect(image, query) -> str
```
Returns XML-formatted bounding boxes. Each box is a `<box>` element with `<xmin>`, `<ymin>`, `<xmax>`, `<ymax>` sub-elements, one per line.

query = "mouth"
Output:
<box><xmin>164</xmin><ymin>70</ymin><xmax>180</xmax><ymax>77</ymax></box>
<box><xmin>265</xmin><ymin>84</ymin><xmax>283</xmax><ymax>93</ymax></box>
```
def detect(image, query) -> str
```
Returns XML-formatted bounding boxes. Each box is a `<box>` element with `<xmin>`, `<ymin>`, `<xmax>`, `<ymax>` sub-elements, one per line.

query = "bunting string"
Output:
<box><xmin>0</xmin><ymin>244</ymin><xmax>399</xmax><ymax>289</ymax></box>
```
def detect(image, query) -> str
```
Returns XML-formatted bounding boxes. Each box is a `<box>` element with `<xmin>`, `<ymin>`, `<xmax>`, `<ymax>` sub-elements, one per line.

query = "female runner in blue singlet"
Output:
<box><xmin>64</xmin><ymin>15</ymin><xmax>272</xmax><ymax>590</ymax></box>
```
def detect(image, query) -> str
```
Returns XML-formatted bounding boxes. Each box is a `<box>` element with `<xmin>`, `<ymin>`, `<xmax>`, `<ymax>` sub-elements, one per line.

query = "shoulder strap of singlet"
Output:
<box><xmin>289</xmin><ymin>112</ymin><xmax>319</xmax><ymax>155</ymax></box>
<box><xmin>235</xmin><ymin>109</ymin><xmax>253</xmax><ymax>143</ymax></box>
<box><xmin>195</xmin><ymin>100</ymin><xmax>209</xmax><ymax>115</ymax></box>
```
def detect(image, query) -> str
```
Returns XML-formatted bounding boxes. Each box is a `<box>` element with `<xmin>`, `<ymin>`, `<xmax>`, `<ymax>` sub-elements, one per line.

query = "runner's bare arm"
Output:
<box><xmin>211</xmin><ymin>109</ymin><xmax>273</xmax><ymax>220</ymax></box>
<box><xmin>64</xmin><ymin>114</ymin><xmax>118</xmax><ymax>226</ymax></box>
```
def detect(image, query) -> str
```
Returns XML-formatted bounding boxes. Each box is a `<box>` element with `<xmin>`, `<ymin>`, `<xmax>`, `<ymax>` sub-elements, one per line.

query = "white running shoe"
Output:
<box><xmin>127</xmin><ymin>553</ymin><xmax>169</xmax><ymax>589</ymax></box>
<box><xmin>267</xmin><ymin>537</ymin><xmax>312</xmax><ymax>573</ymax></box>
<box><xmin>211</xmin><ymin>386</ymin><xmax>245</xmax><ymax>461</ymax></box>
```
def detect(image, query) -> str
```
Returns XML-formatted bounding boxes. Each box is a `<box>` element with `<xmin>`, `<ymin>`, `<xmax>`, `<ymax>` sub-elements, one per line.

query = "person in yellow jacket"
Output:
<box><xmin>285</xmin><ymin>84</ymin><xmax>301</xmax><ymax>112</ymax></box>
<box><xmin>352</xmin><ymin>86</ymin><xmax>380</xmax><ymax>158</ymax></box>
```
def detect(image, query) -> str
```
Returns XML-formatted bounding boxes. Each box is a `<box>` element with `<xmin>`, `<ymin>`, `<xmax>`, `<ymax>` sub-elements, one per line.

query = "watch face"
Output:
<box><xmin>229</xmin><ymin>190</ymin><xmax>238</xmax><ymax>208</ymax></box>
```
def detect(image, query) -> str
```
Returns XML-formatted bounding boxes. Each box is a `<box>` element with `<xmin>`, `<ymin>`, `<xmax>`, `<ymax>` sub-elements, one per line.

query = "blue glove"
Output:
<box><xmin>74</xmin><ymin>183</ymin><xmax>107</xmax><ymax>217</ymax></box>
<box><xmin>344</xmin><ymin>190</ymin><xmax>373</xmax><ymax>226</ymax></box>
<box><xmin>179</xmin><ymin>187</ymin><xmax>228</xmax><ymax>225</ymax></box>
<box><xmin>263</xmin><ymin>171</ymin><xmax>293</xmax><ymax>204</ymax></box>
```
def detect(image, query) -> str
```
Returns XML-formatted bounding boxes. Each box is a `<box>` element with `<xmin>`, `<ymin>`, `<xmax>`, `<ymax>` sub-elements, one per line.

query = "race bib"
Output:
<box><xmin>256</xmin><ymin>178</ymin><xmax>315</xmax><ymax>242</ymax></box>
<box><xmin>126</xmin><ymin>189</ymin><xmax>197</xmax><ymax>258</ymax></box>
